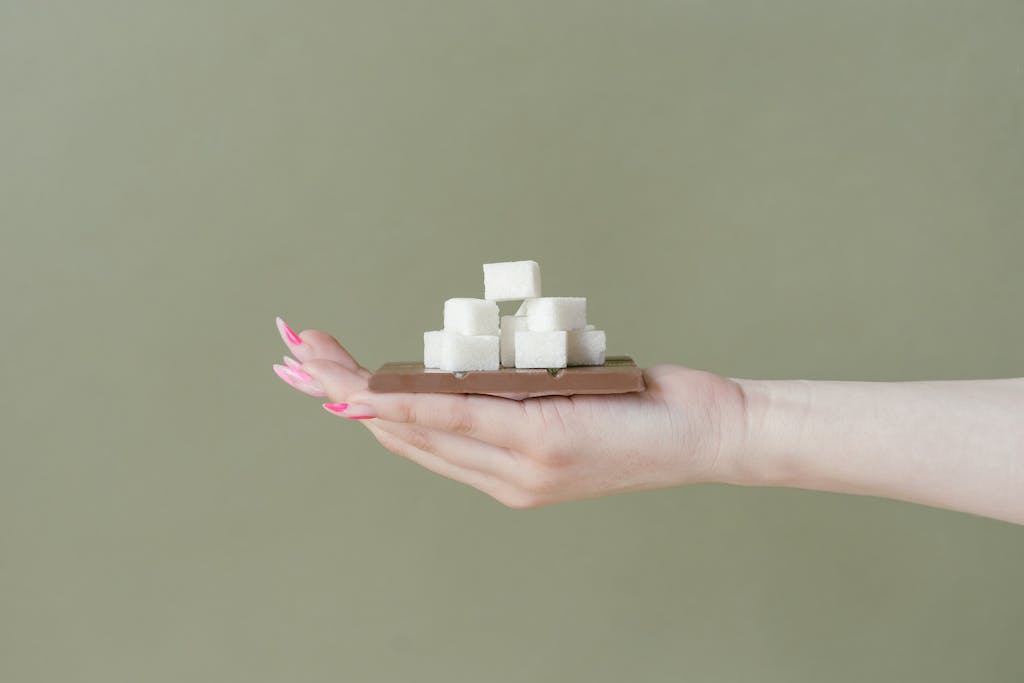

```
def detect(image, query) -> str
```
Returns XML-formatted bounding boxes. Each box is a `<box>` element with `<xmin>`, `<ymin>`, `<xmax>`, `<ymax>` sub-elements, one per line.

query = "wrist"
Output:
<box><xmin>720</xmin><ymin>378</ymin><xmax>813</xmax><ymax>488</ymax></box>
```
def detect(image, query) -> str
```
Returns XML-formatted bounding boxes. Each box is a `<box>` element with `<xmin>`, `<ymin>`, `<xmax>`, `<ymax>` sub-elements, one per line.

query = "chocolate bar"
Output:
<box><xmin>369</xmin><ymin>356</ymin><xmax>645</xmax><ymax>398</ymax></box>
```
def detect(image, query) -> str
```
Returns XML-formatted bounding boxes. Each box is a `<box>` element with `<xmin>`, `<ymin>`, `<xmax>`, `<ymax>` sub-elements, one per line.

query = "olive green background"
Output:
<box><xmin>3</xmin><ymin>1</ymin><xmax>1022</xmax><ymax>681</ymax></box>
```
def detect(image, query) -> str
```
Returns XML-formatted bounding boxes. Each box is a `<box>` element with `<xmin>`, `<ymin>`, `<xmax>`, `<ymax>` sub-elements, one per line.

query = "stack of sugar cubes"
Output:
<box><xmin>423</xmin><ymin>260</ymin><xmax>607</xmax><ymax>372</ymax></box>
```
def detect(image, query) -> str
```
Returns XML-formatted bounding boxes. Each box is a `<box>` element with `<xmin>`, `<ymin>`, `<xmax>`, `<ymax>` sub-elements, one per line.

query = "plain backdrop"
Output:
<box><xmin>2</xmin><ymin>1</ymin><xmax>1023</xmax><ymax>681</ymax></box>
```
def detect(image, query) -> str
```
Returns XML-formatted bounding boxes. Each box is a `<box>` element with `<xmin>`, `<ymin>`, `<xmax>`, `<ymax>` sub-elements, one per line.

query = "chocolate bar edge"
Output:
<box><xmin>368</xmin><ymin>356</ymin><xmax>645</xmax><ymax>395</ymax></box>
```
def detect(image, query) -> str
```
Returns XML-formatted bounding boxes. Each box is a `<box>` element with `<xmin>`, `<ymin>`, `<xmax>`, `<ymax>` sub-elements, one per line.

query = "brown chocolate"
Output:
<box><xmin>369</xmin><ymin>356</ymin><xmax>645</xmax><ymax>398</ymax></box>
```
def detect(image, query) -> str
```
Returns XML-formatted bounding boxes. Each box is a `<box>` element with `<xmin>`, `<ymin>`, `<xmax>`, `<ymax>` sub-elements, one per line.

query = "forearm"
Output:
<box><xmin>727</xmin><ymin>377</ymin><xmax>1024</xmax><ymax>524</ymax></box>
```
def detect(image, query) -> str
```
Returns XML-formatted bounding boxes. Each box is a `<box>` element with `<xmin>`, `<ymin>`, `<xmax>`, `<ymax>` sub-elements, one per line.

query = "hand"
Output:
<box><xmin>272</xmin><ymin>317</ymin><xmax>749</xmax><ymax>508</ymax></box>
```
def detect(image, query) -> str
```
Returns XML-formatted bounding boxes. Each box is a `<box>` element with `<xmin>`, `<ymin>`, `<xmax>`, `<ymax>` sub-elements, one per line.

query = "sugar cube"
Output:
<box><xmin>440</xmin><ymin>333</ymin><xmax>499</xmax><ymax>372</ymax></box>
<box><xmin>515</xmin><ymin>299</ymin><xmax>535</xmax><ymax>316</ymax></box>
<box><xmin>483</xmin><ymin>261</ymin><xmax>542</xmax><ymax>302</ymax></box>
<box><xmin>499</xmin><ymin>315</ymin><xmax>527</xmax><ymax>367</ymax></box>
<box><xmin>567</xmin><ymin>328</ymin><xmax>606</xmax><ymax>366</ymax></box>
<box><xmin>444</xmin><ymin>298</ymin><xmax>499</xmax><ymax>336</ymax></box>
<box><xmin>525</xmin><ymin>297</ymin><xmax>587</xmax><ymax>332</ymax></box>
<box><xmin>515</xmin><ymin>330</ymin><xmax>567</xmax><ymax>369</ymax></box>
<box><xmin>423</xmin><ymin>330</ymin><xmax>447</xmax><ymax>368</ymax></box>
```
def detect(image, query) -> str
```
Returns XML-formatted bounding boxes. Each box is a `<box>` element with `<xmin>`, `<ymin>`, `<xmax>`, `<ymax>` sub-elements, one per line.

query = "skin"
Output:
<box><xmin>274</xmin><ymin>323</ymin><xmax>1024</xmax><ymax>524</ymax></box>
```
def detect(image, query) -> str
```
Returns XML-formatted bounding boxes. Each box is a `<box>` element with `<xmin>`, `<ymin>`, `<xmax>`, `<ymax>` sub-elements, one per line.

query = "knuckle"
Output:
<box><xmin>394</xmin><ymin>401</ymin><xmax>417</xmax><ymax>425</ymax></box>
<box><xmin>302</xmin><ymin>330</ymin><xmax>334</xmax><ymax>354</ymax></box>
<box><xmin>445</xmin><ymin>405</ymin><xmax>476</xmax><ymax>436</ymax></box>
<box><xmin>400</xmin><ymin>425</ymin><xmax>435</xmax><ymax>454</ymax></box>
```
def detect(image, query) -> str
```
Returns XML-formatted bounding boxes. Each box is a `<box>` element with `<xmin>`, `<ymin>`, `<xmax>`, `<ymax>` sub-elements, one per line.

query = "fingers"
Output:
<box><xmin>301</xmin><ymin>355</ymin><xmax>538</xmax><ymax>485</ymax></box>
<box><xmin>271</xmin><ymin>316</ymin><xmax>554</xmax><ymax>506</ymax></box>
<box><xmin>370</xmin><ymin>419</ymin><xmax>519</xmax><ymax>480</ymax></box>
<box><xmin>362</xmin><ymin>420</ymin><xmax>552</xmax><ymax>508</ymax></box>
<box><xmin>294</xmin><ymin>353</ymin><xmax>513</xmax><ymax>488</ymax></box>
<box><xmin>301</xmin><ymin>358</ymin><xmax>370</xmax><ymax>403</ymax></box>
<box><xmin>300</xmin><ymin>360</ymin><xmax>539</xmax><ymax>455</ymax></box>
<box><xmin>343</xmin><ymin>390</ymin><xmax>536</xmax><ymax>451</ymax></box>
<box><xmin>272</xmin><ymin>363</ymin><xmax>327</xmax><ymax>397</ymax></box>
<box><xmin>271</xmin><ymin>314</ymin><xmax>573</xmax><ymax>508</ymax></box>
<box><xmin>362</xmin><ymin>421</ymin><xmax>500</xmax><ymax>496</ymax></box>
<box><xmin>275</xmin><ymin>316</ymin><xmax>369</xmax><ymax>377</ymax></box>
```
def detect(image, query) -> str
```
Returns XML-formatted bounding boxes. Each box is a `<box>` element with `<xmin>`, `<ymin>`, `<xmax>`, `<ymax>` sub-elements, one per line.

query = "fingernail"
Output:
<box><xmin>286</xmin><ymin>366</ymin><xmax>315</xmax><ymax>383</ymax></box>
<box><xmin>322</xmin><ymin>403</ymin><xmax>376</xmax><ymax>419</ymax></box>
<box><xmin>341</xmin><ymin>403</ymin><xmax>377</xmax><ymax>420</ymax></box>
<box><xmin>276</xmin><ymin>316</ymin><xmax>302</xmax><ymax>346</ymax></box>
<box><xmin>283</xmin><ymin>355</ymin><xmax>303</xmax><ymax>371</ymax></box>
<box><xmin>273</xmin><ymin>364</ymin><xmax>326</xmax><ymax>395</ymax></box>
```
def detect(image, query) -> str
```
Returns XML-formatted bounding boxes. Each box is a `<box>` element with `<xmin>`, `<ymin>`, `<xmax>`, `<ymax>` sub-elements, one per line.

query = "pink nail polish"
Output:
<box><xmin>283</xmin><ymin>356</ymin><xmax>302</xmax><ymax>371</ymax></box>
<box><xmin>274</xmin><ymin>364</ymin><xmax>299</xmax><ymax>386</ymax></box>
<box><xmin>323</xmin><ymin>402</ymin><xmax>349</xmax><ymax>415</ymax></box>
<box><xmin>276</xmin><ymin>316</ymin><xmax>302</xmax><ymax>346</ymax></box>
<box><xmin>287</xmin><ymin>366</ymin><xmax>315</xmax><ymax>383</ymax></box>
<box><xmin>274</xmin><ymin>365</ymin><xmax>326</xmax><ymax>396</ymax></box>
<box><xmin>340</xmin><ymin>403</ymin><xmax>377</xmax><ymax>420</ymax></box>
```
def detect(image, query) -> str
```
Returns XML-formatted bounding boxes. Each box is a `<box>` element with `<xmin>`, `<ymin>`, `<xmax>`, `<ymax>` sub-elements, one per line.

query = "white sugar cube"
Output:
<box><xmin>515</xmin><ymin>330</ymin><xmax>567</xmax><ymax>369</ymax></box>
<box><xmin>567</xmin><ymin>328</ymin><xmax>606</xmax><ymax>366</ymax></box>
<box><xmin>423</xmin><ymin>330</ymin><xmax>448</xmax><ymax>368</ymax></box>
<box><xmin>444</xmin><ymin>298</ymin><xmax>499</xmax><ymax>335</ymax></box>
<box><xmin>515</xmin><ymin>299</ymin><xmax>535</xmax><ymax>316</ymax></box>
<box><xmin>440</xmin><ymin>333</ymin><xmax>499</xmax><ymax>372</ymax></box>
<box><xmin>483</xmin><ymin>261</ymin><xmax>542</xmax><ymax>302</ymax></box>
<box><xmin>526</xmin><ymin>297</ymin><xmax>587</xmax><ymax>332</ymax></box>
<box><xmin>499</xmin><ymin>315</ymin><xmax>527</xmax><ymax>367</ymax></box>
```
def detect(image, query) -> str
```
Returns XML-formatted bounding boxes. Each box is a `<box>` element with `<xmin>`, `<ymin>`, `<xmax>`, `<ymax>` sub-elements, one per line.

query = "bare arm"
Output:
<box><xmin>731</xmin><ymin>378</ymin><xmax>1024</xmax><ymax>524</ymax></box>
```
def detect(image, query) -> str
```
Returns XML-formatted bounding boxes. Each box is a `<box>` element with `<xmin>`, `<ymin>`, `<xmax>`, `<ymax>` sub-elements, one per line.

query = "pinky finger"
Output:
<box><xmin>362</xmin><ymin>422</ymin><xmax>500</xmax><ymax>498</ymax></box>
